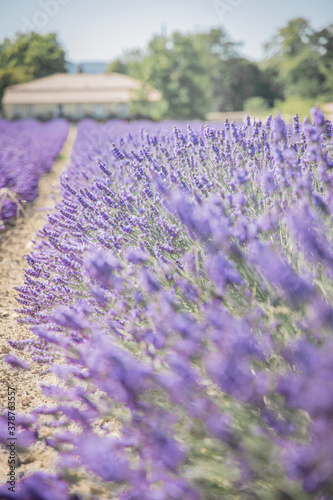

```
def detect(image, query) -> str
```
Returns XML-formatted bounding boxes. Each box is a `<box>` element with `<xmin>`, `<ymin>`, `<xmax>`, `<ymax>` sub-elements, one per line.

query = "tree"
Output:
<box><xmin>312</xmin><ymin>24</ymin><xmax>333</xmax><ymax>99</ymax></box>
<box><xmin>106</xmin><ymin>49</ymin><xmax>143</xmax><ymax>76</ymax></box>
<box><xmin>106</xmin><ymin>58</ymin><xmax>127</xmax><ymax>75</ymax></box>
<box><xmin>264</xmin><ymin>18</ymin><xmax>312</xmax><ymax>60</ymax></box>
<box><xmin>128</xmin><ymin>32</ymin><xmax>212</xmax><ymax>120</ymax></box>
<box><xmin>264</xmin><ymin>18</ymin><xmax>333</xmax><ymax>100</ymax></box>
<box><xmin>207</xmin><ymin>57</ymin><xmax>281</xmax><ymax>112</ymax></box>
<box><xmin>108</xmin><ymin>28</ymin><xmax>281</xmax><ymax>119</ymax></box>
<box><xmin>0</xmin><ymin>32</ymin><xmax>66</xmax><ymax>109</ymax></box>
<box><xmin>188</xmin><ymin>29</ymin><xmax>280</xmax><ymax>111</ymax></box>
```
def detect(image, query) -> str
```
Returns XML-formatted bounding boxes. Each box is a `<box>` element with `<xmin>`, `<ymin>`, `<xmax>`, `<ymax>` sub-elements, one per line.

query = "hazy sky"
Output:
<box><xmin>0</xmin><ymin>0</ymin><xmax>332</xmax><ymax>63</ymax></box>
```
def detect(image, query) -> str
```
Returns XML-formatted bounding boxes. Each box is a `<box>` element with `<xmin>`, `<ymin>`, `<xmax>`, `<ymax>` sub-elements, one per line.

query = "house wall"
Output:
<box><xmin>4</xmin><ymin>103</ymin><xmax>56</xmax><ymax>120</ymax></box>
<box><xmin>4</xmin><ymin>102</ymin><xmax>130</xmax><ymax>121</ymax></box>
<box><xmin>323</xmin><ymin>103</ymin><xmax>333</xmax><ymax>122</ymax></box>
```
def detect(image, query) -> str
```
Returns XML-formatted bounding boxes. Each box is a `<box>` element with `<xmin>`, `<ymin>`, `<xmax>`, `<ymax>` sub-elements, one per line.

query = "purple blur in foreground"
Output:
<box><xmin>8</xmin><ymin>111</ymin><xmax>333</xmax><ymax>499</ymax></box>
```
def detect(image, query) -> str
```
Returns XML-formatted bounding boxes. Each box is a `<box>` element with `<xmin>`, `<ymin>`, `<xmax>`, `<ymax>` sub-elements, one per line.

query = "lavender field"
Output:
<box><xmin>1</xmin><ymin>111</ymin><xmax>333</xmax><ymax>499</ymax></box>
<box><xmin>0</xmin><ymin>119</ymin><xmax>69</xmax><ymax>227</ymax></box>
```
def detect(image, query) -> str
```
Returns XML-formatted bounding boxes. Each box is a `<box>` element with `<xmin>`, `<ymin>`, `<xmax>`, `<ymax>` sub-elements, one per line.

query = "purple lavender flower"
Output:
<box><xmin>271</xmin><ymin>115</ymin><xmax>286</xmax><ymax>142</ymax></box>
<box><xmin>84</xmin><ymin>249</ymin><xmax>121</xmax><ymax>288</ymax></box>
<box><xmin>5</xmin><ymin>354</ymin><xmax>29</xmax><ymax>370</ymax></box>
<box><xmin>0</xmin><ymin>119</ymin><xmax>69</xmax><ymax>223</ymax></box>
<box><xmin>11</xmin><ymin>114</ymin><xmax>333</xmax><ymax>498</ymax></box>
<box><xmin>311</xmin><ymin>107</ymin><xmax>325</xmax><ymax>127</ymax></box>
<box><xmin>292</xmin><ymin>114</ymin><xmax>300</xmax><ymax>134</ymax></box>
<box><xmin>0</xmin><ymin>471</ymin><xmax>70</xmax><ymax>500</ymax></box>
<box><xmin>250</xmin><ymin>242</ymin><xmax>314</xmax><ymax>305</ymax></box>
<box><xmin>75</xmin><ymin>432</ymin><xmax>130</xmax><ymax>481</ymax></box>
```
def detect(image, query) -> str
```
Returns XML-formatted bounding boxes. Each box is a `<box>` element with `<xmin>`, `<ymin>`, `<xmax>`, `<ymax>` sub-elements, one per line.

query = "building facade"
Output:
<box><xmin>3</xmin><ymin>73</ymin><xmax>160</xmax><ymax>121</ymax></box>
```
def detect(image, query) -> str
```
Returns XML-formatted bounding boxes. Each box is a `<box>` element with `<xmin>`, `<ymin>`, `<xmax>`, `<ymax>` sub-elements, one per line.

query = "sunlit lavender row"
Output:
<box><xmin>3</xmin><ymin>111</ymin><xmax>333</xmax><ymax>499</ymax></box>
<box><xmin>0</xmin><ymin>119</ymin><xmax>69</xmax><ymax>224</ymax></box>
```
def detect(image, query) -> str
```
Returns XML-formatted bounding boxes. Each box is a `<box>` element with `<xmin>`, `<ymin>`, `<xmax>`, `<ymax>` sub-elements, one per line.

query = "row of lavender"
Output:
<box><xmin>3</xmin><ymin>113</ymin><xmax>333</xmax><ymax>499</ymax></box>
<box><xmin>0</xmin><ymin>119</ymin><xmax>69</xmax><ymax>226</ymax></box>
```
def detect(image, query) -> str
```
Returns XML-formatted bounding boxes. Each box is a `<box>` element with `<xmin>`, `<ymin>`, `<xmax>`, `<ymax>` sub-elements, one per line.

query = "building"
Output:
<box><xmin>2</xmin><ymin>73</ymin><xmax>161</xmax><ymax>121</ymax></box>
<box><xmin>323</xmin><ymin>103</ymin><xmax>333</xmax><ymax>122</ymax></box>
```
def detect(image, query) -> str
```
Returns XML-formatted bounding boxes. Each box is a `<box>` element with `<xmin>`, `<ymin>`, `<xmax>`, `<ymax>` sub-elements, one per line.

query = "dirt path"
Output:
<box><xmin>0</xmin><ymin>126</ymin><xmax>76</xmax><ymax>483</ymax></box>
<box><xmin>0</xmin><ymin>127</ymin><xmax>121</xmax><ymax>499</ymax></box>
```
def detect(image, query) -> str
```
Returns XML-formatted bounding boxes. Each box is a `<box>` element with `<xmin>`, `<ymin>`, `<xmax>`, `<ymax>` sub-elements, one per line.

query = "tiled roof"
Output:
<box><xmin>3</xmin><ymin>73</ymin><xmax>161</xmax><ymax>105</ymax></box>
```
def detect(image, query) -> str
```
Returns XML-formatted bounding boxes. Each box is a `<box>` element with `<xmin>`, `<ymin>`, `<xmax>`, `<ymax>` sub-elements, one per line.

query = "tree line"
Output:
<box><xmin>1</xmin><ymin>18</ymin><xmax>332</xmax><ymax>119</ymax></box>
<box><xmin>107</xmin><ymin>19</ymin><xmax>333</xmax><ymax>119</ymax></box>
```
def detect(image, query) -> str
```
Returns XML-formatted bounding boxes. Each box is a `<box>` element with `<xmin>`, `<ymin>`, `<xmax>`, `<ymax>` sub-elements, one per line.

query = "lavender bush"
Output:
<box><xmin>0</xmin><ymin>118</ymin><xmax>69</xmax><ymax>224</ymax></box>
<box><xmin>2</xmin><ymin>111</ymin><xmax>333</xmax><ymax>499</ymax></box>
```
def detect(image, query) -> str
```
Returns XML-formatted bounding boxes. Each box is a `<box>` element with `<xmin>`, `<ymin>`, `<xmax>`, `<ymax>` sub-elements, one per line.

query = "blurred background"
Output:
<box><xmin>0</xmin><ymin>0</ymin><xmax>333</xmax><ymax>122</ymax></box>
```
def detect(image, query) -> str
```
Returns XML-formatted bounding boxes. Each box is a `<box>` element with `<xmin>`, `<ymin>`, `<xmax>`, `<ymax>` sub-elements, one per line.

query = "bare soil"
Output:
<box><xmin>0</xmin><ymin>127</ymin><xmax>122</xmax><ymax>499</ymax></box>
<box><xmin>0</xmin><ymin>127</ymin><xmax>75</xmax><ymax>483</ymax></box>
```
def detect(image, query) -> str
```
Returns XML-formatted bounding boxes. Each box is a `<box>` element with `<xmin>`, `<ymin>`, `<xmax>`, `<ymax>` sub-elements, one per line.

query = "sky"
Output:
<box><xmin>0</xmin><ymin>0</ymin><xmax>332</xmax><ymax>63</ymax></box>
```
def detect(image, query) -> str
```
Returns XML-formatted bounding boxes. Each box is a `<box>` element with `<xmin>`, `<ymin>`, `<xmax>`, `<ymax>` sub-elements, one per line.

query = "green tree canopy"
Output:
<box><xmin>128</xmin><ymin>31</ymin><xmax>213</xmax><ymax>120</ymax></box>
<box><xmin>106</xmin><ymin>58</ymin><xmax>127</xmax><ymax>75</ymax></box>
<box><xmin>264</xmin><ymin>18</ymin><xmax>333</xmax><ymax>100</ymax></box>
<box><xmin>106</xmin><ymin>48</ymin><xmax>143</xmax><ymax>75</ymax></box>
<box><xmin>109</xmin><ymin>28</ymin><xmax>280</xmax><ymax>119</ymax></box>
<box><xmin>0</xmin><ymin>32</ymin><xmax>66</xmax><ymax>109</ymax></box>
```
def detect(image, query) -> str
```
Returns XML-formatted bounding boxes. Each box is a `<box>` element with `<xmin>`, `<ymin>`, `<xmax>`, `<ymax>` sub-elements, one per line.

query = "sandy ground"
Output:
<box><xmin>0</xmin><ymin>126</ymin><xmax>76</xmax><ymax>484</ymax></box>
<box><xmin>0</xmin><ymin>127</ymin><xmax>122</xmax><ymax>499</ymax></box>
